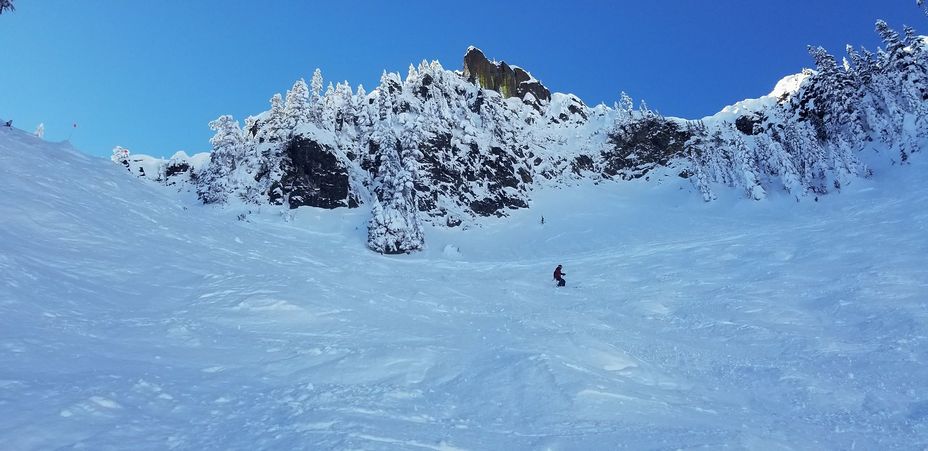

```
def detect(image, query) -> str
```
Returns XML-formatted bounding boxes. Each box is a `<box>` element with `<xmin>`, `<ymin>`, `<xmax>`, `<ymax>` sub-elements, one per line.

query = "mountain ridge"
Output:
<box><xmin>116</xmin><ymin>21</ymin><xmax>927</xmax><ymax>253</ymax></box>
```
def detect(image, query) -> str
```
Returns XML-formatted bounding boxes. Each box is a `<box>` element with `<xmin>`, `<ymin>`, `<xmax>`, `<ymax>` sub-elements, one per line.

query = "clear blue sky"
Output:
<box><xmin>0</xmin><ymin>1</ymin><xmax>923</xmax><ymax>158</ymax></box>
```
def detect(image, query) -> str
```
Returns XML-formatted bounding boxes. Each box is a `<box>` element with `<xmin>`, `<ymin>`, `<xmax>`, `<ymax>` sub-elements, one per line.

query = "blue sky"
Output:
<box><xmin>0</xmin><ymin>1</ymin><xmax>923</xmax><ymax>158</ymax></box>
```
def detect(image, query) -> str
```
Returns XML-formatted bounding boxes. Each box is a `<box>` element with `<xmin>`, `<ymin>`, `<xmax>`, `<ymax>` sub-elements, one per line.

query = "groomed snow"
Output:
<box><xmin>1</xmin><ymin>126</ymin><xmax>927</xmax><ymax>449</ymax></box>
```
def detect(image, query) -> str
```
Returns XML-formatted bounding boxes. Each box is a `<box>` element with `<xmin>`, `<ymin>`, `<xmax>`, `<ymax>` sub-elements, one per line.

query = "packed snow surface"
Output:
<box><xmin>1</xmin><ymin>126</ymin><xmax>927</xmax><ymax>449</ymax></box>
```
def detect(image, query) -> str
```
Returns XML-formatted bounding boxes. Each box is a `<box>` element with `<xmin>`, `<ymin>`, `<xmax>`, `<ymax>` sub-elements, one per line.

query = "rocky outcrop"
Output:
<box><xmin>146</xmin><ymin>21</ymin><xmax>926</xmax><ymax>232</ymax></box>
<box><xmin>413</xmin><ymin>132</ymin><xmax>533</xmax><ymax>224</ymax></box>
<box><xmin>735</xmin><ymin>113</ymin><xmax>765</xmax><ymax>136</ymax></box>
<box><xmin>462</xmin><ymin>47</ymin><xmax>551</xmax><ymax>106</ymax></box>
<box><xmin>601</xmin><ymin>117</ymin><xmax>691</xmax><ymax>180</ymax></box>
<box><xmin>123</xmin><ymin>152</ymin><xmax>208</xmax><ymax>188</ymax></box>
<box><xmin>270</xmin><ymin>136</ymin><xmax>360</xmax><ymax>209</ymax></box>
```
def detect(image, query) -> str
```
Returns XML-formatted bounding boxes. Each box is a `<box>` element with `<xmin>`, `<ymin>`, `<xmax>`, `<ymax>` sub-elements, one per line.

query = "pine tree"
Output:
<box><xmin>198</xmin><ymin>115</ymin><xmax>245</xmax><ymax>204</ymax></box>
<box><xmin>257</xmin><ymin>93</ymin><xmax>286</xmax><ymax>143</ymax></box>
<box><xmin>845</xmin><ymin>45</ymin><xmax>879</xmax><ymax>138</ymax></box>
<box><xmin>903</xmin><ymin>25</ymin><xmax>920</xmax><ymax>48</ymax></box>
<box><xmin>243</xmin><ymin>115</ymin><xmax>259</xmax><ymax>143</ymax></box>
<box><xmin>639</xmin><ymin>99</ymin><xmax>652</xmax><ymax>118</ymax></box>
<box><xmin>732</xmin><ymin>134</ymin><xmax>766</xmax><ymax>200</ymax></box>
<box><xmin>755</xmin><ymin>132</ymin><xmax>804</xmax><ymax>197</ymax></box>
<box><xmin>367</xmin><ymin>121</ymin><xmax>424</xmax><ymax>254</ymax></box>
<box><xmin>0</xmin><ymin>0</ymin><xmax>14</xmax><ymax>15</ymax></box>
<box><xmin>405</xmin><ymin>63</ymin><xmax>418</xmax><ymax>87</ymax></box>
<box><xmin>784</xmin><ymin>116</ymin><xmax>829</xmax><ymax>194</ymax></box>
<box><xmin>683</xmin><ymin>124</ymin><xmax>715</xmax><ymax>201</ymax></box>
<box><xmin>34</xmin><ymin>123</ymin><xmax>44</xmax><ymax>139</ymax></box>
<box><xmin>807</xmin><ymin>46</ymin><xmax>867</xmax><ymax>146</ymax></box>
<box><xmin>310</xmin><ymin>68</ymin><xmax>324</xmax><ymax>99</ymax></box>
<box><xmin>284</xmin><ymin>78</ymin><xmax>310</xmax><ymax>130</ymax></box>
<box><xmin>333</xmin><ymin>81</ymin><xmax>355</xmax><ymax>131</ymax></box>
<box><xmin>901</xmin><ymin>26</ymin><xmax>928</xmax><ymax>134</ymax></box>
<box><xmin>876</xmin><ymin>20</ymin><xmax>904</xmax><ymax>59</ymax></box>
<box><xmin>873</xmin><ymin>21</ymin><xmax>926</xmax><ymax>163</ymax></box>
<box><xmin>613</xmin><ymin>91</ymin><xmax>634</xmax><ymax>126</ymax></box>
<box><xmin>354</xmin><ymin>84</ymin><xmax>371</xmax><ymax>126</ymax></box>
<box><xmin>703</xmin><ymin>129</ymin><xmax>736</xmax><ymax>187</ymax></box>
<box><xmin>310</xmin><ymin>68</ymin><xmax>324</xmax><ymax>124</ymax></box>
<box><xmin>619</xmin><ymin>92</ymin><xmax>634</xmax><ymax>114</ymax></box>
<box><xmin>377</xmin><ymin>71</ymin><xmax>401</xmax><ymax>120</ymax></box>
<box><xmin>826</xmin><ymin>133</ymin><xmax>868</xmax><ymax>191</ymax></box>
<box><xmin>319</xmin><ymin>82</ymin><xmax>338</xmax><ymax>129</ymax></box>
<box><xmin>111</xmin><ymin>146</ymin><xmax>131</xmax><ymax>170</ymax></box>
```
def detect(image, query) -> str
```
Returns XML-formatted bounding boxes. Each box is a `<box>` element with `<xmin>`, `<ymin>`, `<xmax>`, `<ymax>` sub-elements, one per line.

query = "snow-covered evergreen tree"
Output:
<box><xmin>243</xmin><ymin>116</ymin><xmax>259</xmax><ymax>143</ymax></box>
<box><xmin>376</xmin><ymin>71</ymin><xmax>401</xmax><ymax>121</ymax></box>
<box><xmin>111</xmin><ymin>145</ymin><xmax>131</xmax><ymax>170</ymax></box>
<box><xmin>310</xmin><ymin>68</ymin><xmax>324</xmax><ymax>124</ymax></box>
<box><xmin>257</xmin><ymin>93</ymin><xmax>286</xmax><ymax>143</ymax></box>
<box><xmin>638</xmin><ymin>99</ymin><xmax>652</xmax><ymax>118</ymax></box>
<box><xmin>310</xmin><ymin>68</ymin><xmax>324</xmax><ymax>99</ymax></box>
<box><xmin>284</xmin><ymin>78</ymin><xmax>310</xmax><ymax>130</ymax></box>
<box><xmin>34</xmin><ymin>123</ymin><xmax>44</xmax><ymax>139</ymax></box>
<box><xmin>405</xmin><ymin>63</ymin><xmax>418</xmax><ymax>88</ymax></box>
<box><xmin>198</xmin><ymin>115</ymin><xmax>245</xmax><ymax>204</ymax></box>
<box><xmin>732</xmin><ymin>134</ymin><xmax>766</xmax><ymax>200</ymax></box>
<box><xmin>367</xmin><ymin>122</ymin><xmax>424</xmax><ymax>254</ymax></box>
<box><xmin>0</xmin><ymin>0</ymin><xmax>14</xmax><ymax>15</ymax></box>
<box><xmin>332</xmin><ymin>81</ymin><xmax>355</xmax><ymax>132</ymax></box>
<box><xmin>683</xmin><ymin>123</ymin><xmax>716</xmax><ymax>202</ymax></box>
<box><xmin>872</xmin><ymin>20</ymin><xmax>928</xmax><ymax>163</ymax></box>
<box><xmin>354</xmin><ymin>84</ymin><xmax>371</xmax><ymax>127</ymax></box>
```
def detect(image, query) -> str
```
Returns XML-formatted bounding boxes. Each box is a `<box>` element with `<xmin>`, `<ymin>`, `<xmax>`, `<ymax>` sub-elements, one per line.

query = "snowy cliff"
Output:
<box><xmin>123</xmin><ymin>21</ymin><xmax>928</xmax><ymax>253</ymax></box>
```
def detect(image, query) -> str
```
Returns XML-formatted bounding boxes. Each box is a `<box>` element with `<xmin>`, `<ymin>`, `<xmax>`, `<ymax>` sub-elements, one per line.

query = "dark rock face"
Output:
<box><xmin>462</xmin><ymin>47</ymin><xmax>551</xmax><ymax>106</ymax></box>
<box><xmin>271</xmin><ymin>136</ymin><xmax>359</xmax><ymax>209</ymax></box>
<box><xmin>164</xmin><ymin>162</ymin><xmax>190</xmax><ymax>178</ymax></box>
<box><xmin>414</xmin><ymin>132</ymin><xmax>533</xmax><ymax>221</ymax></box>
<box><xmin>602</xmin><ymin>117</ymin><xmax>692</xmax><ymax>180</ymax></box>
<box><xmin>161</xmin><ymin>161</ymin><xmax>192</xmax><ymax>186</ymax></box>
<box><xmin>735</xmin><ymin>114</ymin><xmax>765</xmax><ymax>135</ymax></box>
<box><xmin>571</xmin><ymin>155</ymin><xmax>595</xmax><ymax>175</ymax></box>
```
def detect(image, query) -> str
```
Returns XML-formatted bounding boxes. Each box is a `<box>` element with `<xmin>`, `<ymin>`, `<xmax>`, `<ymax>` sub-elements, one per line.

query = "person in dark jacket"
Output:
<box><xmin>553</xmin><ymin>264</ymin><xmax>566</xmax><ymax>287</ymax></box>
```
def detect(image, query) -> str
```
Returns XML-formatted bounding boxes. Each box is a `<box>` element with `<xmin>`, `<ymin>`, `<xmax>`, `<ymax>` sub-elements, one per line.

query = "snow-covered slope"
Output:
<box><xmin>3</xmin><ymin>115</ymin><xmax>928</xmax><ymax>448</ymax></box>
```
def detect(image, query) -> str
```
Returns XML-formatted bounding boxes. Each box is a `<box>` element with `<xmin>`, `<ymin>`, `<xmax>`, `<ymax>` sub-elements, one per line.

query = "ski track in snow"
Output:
<box><xmin>1</xmin><ymin>126</ymin><xmax>927</xmax><ymax>449</ymax></box>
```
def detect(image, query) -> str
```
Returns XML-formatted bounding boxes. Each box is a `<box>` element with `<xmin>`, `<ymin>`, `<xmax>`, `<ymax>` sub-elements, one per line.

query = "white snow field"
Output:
<box><xmin>1</xmin><ymin>125</ymin><xmax>927</xmax><ymax>450</ymax></box>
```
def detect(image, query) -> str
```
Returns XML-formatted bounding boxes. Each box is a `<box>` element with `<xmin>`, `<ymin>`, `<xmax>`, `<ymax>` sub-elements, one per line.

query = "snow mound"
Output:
<box><xmin>704</xmin><ymin>71</ymin><xmax>811</xmax><ymax>124</ymax></box>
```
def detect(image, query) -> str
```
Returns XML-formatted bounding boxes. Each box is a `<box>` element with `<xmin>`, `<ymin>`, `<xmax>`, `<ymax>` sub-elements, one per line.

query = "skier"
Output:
<box><xmin>3</xmin><ymin>120</ymin><xmax>11</xmax><ymax>127</ymax></box>
<box><xmin>553</xmin><ymin>264</ymin><xmax>566</xmax><ymax>287</ymax></box>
